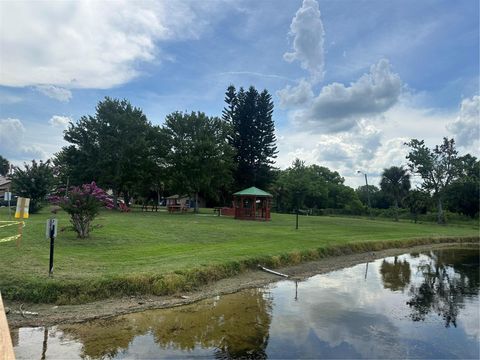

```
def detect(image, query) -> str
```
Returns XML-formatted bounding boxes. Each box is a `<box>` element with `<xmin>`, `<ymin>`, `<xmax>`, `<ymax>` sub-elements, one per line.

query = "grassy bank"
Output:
<box><xmin>0</xmin><ymin>207</ymin><xmax>478</xmax><ymax>304</ymax></box>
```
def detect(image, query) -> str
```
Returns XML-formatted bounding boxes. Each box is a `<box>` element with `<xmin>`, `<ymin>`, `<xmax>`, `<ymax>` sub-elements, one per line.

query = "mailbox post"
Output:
<box><xmin>46</xmin><ymin>219</ymin><xmax>57</xmax><ymax>276</ymax></box>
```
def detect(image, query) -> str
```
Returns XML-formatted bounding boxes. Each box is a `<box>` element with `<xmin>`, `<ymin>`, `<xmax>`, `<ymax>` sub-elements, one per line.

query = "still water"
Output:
<box><xmin>12</xmin><ymin>246</ymin><xmax>479</xmax><ymax>359</ymax></box>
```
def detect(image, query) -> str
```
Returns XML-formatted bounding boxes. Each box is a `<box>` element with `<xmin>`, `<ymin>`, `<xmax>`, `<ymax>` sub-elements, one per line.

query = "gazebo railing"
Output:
<box><xmin>234</xmin><ymin>207</ymin><xmax>270</xmax><ymax>220</ymax></box>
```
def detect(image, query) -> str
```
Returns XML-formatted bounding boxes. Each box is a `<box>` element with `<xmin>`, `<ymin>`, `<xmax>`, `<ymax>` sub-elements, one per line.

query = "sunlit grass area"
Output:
<box><xmin>0</xmin><ymin>207</ymin><xmax>477</xmax><ymax>303</ymax></box>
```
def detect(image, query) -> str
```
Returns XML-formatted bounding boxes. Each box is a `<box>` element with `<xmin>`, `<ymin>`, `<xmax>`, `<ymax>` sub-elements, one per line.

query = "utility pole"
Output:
<box><xmin>358</xmin><ymin>170</ymin><xmax>372</xmax><ymax>219</ymax></box>
<box><xmin>295</xmin><ymin>191</ymin><xmax>300</xmax><ymax>230</ymax></box>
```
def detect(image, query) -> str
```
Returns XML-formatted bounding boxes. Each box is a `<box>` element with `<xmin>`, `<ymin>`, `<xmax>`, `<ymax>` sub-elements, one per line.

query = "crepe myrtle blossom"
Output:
<box><xmin>50</xmin><ymin>182</ymin><xmax>114</xmax><ymax>238</ymax></box>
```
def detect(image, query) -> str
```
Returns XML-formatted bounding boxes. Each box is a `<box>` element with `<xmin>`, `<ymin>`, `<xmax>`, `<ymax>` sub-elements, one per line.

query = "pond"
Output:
<box><xmin>12</xmin><ymin>246</ymin><xmax>479</xmax><ymax>359</ymax></box>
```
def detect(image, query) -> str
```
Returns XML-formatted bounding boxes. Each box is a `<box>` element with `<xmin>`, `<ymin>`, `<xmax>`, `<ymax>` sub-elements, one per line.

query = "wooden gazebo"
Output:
<box><xmin>233</xmin><ymin>187</ymin><xmax>272</xmax><ymax>221</ymax></box>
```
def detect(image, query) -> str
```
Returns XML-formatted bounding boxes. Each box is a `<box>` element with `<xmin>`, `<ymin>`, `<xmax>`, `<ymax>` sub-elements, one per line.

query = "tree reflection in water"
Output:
<box><xmin>59</xmin><ymin>288</ymin><xmax>272</xmax><ymax>359</ymax></box>
<box><xmin>380</xmin><ymin>256</ymin><xmax>411</xmax><ymax>291</ymax></box>
<box><xmin>406</xmin><ymin>248</ymin><xmax>479</xmax><ymax>328</ymax></box>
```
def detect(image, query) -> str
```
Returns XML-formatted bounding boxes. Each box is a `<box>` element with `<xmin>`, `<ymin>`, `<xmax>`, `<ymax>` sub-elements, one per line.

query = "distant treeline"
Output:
<box><xmin>2</xmin><ymin>85</ymin><xmax>478</xmax><ymax>223</ymax></box>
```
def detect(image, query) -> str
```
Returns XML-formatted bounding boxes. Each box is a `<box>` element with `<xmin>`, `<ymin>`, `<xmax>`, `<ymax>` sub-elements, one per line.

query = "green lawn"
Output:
<box><xmin>0</xmin><ymin>207</ymin><xmax>477</xmax><ymax>303</ymax></box>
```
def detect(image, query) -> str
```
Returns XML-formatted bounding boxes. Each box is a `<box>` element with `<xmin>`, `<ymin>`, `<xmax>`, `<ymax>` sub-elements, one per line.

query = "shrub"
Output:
<box><xmin>50</xmin><ymin>182</ymin><xmax>113</xmax><ymax>238</ymax></box>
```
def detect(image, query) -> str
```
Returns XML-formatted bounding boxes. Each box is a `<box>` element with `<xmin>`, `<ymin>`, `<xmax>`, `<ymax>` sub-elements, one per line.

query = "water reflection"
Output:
<box><xmin>380</xmin><ymin>256</ymin><xmax>411</xmax><ymax>291</ymax></box>
<box><xmin>60</xmin><ymin>288</ymin><xmax>272</xmax><ymax>359</ymax></box>
<box><xmin>13</xmin><ymin>246</ymin><xmax>479</xmax><ymax>359</ymax></box>
<box><xmin>406</xmin><ymin>248</ymin><xmax>479</xmax><ymax>328</ymax></box>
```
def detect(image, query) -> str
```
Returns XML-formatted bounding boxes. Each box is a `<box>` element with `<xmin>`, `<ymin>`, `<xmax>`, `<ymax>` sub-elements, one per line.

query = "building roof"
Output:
<box><xmin>233</xmin><ymin>186</ymin><xmax>272</xmax><ymax>197</ymax></box>
<box><xmin>0</xmin><ymin>176</ymin><xmax>11</xmax><ymax>187</ymax></box>
<box><xmin>166</xmin><ymin>194</ymin><xmax>189</xmax><ymax>199</ymax></box>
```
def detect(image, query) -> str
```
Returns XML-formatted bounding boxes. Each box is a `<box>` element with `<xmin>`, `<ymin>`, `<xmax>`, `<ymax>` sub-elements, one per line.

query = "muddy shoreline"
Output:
<box><xmin>6</xmin><ymin>242</ymin><xmax>478</xmax><ymax>329</ymax></box>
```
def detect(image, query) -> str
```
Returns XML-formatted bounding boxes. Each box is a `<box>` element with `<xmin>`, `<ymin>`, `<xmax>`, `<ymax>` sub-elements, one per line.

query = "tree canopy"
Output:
<box><xmin>355</xmin><ymin>185</ymin><xmax>390</xmax><ymax>209</ymax></box>
<box><xmin>11</xmin><ymin>159</ymin><xmax>54</xmax><ymax>213</ymax></box>
<box><xmin>163</xmin><ymin>111</ymin><xmax>235</xmax><ymax>212</ymax></box>
<box><xmin>272</xmin><ymin>159</ymin><xmax>362</xmax><ymax>213</ymax></box>
<box><xmin>444</xmin><ymin>154</ymin><xmax>479</xmax><ymax>218</ymax></box>
<box><xmin>56</xmin><ymin>97</ymin><xmax>156</xmax><ymax>206</ymax></box>
<box><xmin>222</xmin><ymin>85</ymin><xmax>277</xmax><ymax>190</ymax></box>
<box><xmin>0</xmin><ymin>155</ymin><xmax>9</xmax><ymax>176</ymax></box>
<box><xmin>405</xmin><ymin>138</ymin><xmax>461</xmax><ymax>223</ymax></box>
<box><xmin>380</xmin><ymin>166</ymin><xmax>411</xmax><ymax>221</ymax></box>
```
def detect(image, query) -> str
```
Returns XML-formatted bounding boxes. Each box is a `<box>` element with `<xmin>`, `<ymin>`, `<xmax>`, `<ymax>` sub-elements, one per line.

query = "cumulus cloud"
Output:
<box><xmin>284</xmin><ymin>0</ymin><xmax>325</xmax><ymax>82</ymax></box>
<box><xmin>277</xmin><ymin>120</ymin><xmax>382</xmax><ymax>167</ymax></box>
<box><xmin>276</xmin><ymin>115</ymin><xmax>416</xmax><ymax>187</ymax></box>
<box><xmin>447</xmin><ymin>95</ymin><xmax>479</xmax><ymax>149</ymax></box>
<box><xmin>315</xmin><ymin>120</ymin><xmax>383</xmax><ymax>171</ymax></box>
<box><xmin>296</xmin><ymin>59</ymin><xmax>402</xmax><ymax>133</ymax></box>
<box><xmin>0</xmin><ymin>118</ymin><xmax>49</xmax><ymax>161</ymax></box>
<box><xmin>277</xmin><ymin>79</ymin><xmax>314</xmax><ymax>108</ymax></box>
<box><xmin>49</xmin><ymin>115</ymin><xmax>71</xmax><ymax>128</ymax></box>
<box><xmin>0</xmin><ymin>118</ymin><xmax>25</xmax><ymax>152</ymax></box>
<box><xmin>0</xmin><ymin>1</ymin><xmax>217</xmax><ymax>89</ymax></box>
<box><xmin>35</xmin><ymin>85</ymin><xmax>72</xmax><ymax>102</ymax></box>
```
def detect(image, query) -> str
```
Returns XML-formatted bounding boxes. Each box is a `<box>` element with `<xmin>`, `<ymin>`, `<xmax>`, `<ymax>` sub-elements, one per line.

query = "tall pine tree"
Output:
<box><xmin>222</xmin><ymin>85</ymin><xmax>277</xmax><ymax>190</ymax></box>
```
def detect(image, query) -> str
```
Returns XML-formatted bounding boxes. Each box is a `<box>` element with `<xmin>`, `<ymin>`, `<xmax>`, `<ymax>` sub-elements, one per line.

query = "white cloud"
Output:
<box><xmin>0</xmin><ymin>1</ymin><xmax>217</xmax><ymax>89</ymax></box>
<box><xmin>0</xmin><ymin>118</ymin><xmax>25</xmax><ymax>153</ymax></box>
<box><xmin>277</xmin><ymin>78</ymin><xmax>314</xmax><ymax>108</ymax></box>
<box><xmin>49</xmin><ymin>115</ymin><xmax>71</xmax><ymax>128</ymax></box>
<box><xmin>314</xmin><ymin>120</ymin><xmax>383</xmax><ymax>175</ymax></box>
<box><xmin>277</xmin><ymin>119</ymin><xmax>383</xmax><ymax>176</ymax></box>
<box><xmin>284</xmin><ymin>0</ymin><xmax>325</xmax><ymax>82</ymax></box>
<box><xmin>447</xmin><ymin>95</ymin><xmax>480</xmax><ymax>151</ymax></box>
<box><xmin>19</xmin><ymin>145</ymin><xmax>48</xmax><ymax>161</ymax></box>
<box><xmin>0</xmin><ymin>118</ymin><xmax>49</xmax><ymax>162</ymax></box>
<box><xmin>275</xmin><ymin>98</ymin><xmax>463</xmax><ymax>188</ymax></box>
<box><xmin>35</xmin><ymin>85</ymin><xmax>72</xmax><ymax>102</ymax></box>
<box><xmin>296</xmin><ymin>59</ymin><xmax>402</xmax><ymax>133</ymax></box>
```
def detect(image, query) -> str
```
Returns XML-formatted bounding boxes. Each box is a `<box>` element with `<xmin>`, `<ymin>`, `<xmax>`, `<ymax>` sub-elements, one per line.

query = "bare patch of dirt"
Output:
<box><xmin>6</xmin><ymin>242</ymin><xmax>477</xmax><ymax>329</ymax></box>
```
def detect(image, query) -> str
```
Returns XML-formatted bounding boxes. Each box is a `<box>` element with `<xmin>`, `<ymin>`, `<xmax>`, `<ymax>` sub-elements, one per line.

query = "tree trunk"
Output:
<box><xmin>394</xmin><ymin>198</ymin><xmax>399</xmax><ymax>222</ymax></box>
<box><xmin>437</xmin><ymin>197</ymin><xmax>445</xmax><ymax>224</ymax></box>
<box><xmin>72</xmin><ymin>214</ymin><xmax>90</xmax><ymax>238</ymax></box>
<box><xmin>124</xmin><ymin>191</ymin><xmax>131</xmax><ymax>208</ymax></box>
<box><xmin>112</xmin><ymin>191</ymin><xmax>119</xmax><ymax>210</ymax></box>
<box><xmin>195</xmin><ymin>192</ymin><xmax>199</xmax><ymax>213</ymax></box>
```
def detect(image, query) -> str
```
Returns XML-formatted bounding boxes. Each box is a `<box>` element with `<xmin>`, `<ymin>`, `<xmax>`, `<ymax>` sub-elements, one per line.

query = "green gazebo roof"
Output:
<box><xmin>233</xmin><ymin>186</ymin><xmax>272</xmax><ymax>197</ymax></box>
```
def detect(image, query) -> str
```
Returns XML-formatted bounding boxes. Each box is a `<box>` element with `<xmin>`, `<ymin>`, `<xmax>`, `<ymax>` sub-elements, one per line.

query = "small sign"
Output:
<box><xmin>46</xmin><ymin>219</ymin><xmax>58</xmax><ymax>239</ymax></box>
<box><xmin>4</xmin><ymin>192</ymin><xmax>11</xmax><ymax>201</ymax></box>
<box><xmin>15</xmin><ymin>197</ymin><xmax>30</xmax><ymax>219</ymax></box>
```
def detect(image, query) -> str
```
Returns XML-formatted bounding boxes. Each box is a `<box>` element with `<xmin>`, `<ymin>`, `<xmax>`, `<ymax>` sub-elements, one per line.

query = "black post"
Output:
<box><xmin>49</xmin><ymin>221</ymin><xmax>55</xmax><ymax>276</ymax></box>
<box><xmin>296</xmin><ymin>209</ymin><xmax>299</xmax><ymax>230</ymax></box>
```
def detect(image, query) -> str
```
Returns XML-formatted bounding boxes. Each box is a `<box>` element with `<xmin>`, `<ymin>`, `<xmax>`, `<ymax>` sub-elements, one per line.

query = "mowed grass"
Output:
<box><xmin>0</xmin><ymin>207</ymin><xmax>478</xmax><ymax>303</ymax></box>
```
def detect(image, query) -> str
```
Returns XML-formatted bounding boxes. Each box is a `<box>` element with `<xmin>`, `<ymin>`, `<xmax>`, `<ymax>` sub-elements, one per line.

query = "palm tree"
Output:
<box><xmin>380</xmin><ymin>166</ymin><xmax>411</xmax><ymax>221</ymax></box>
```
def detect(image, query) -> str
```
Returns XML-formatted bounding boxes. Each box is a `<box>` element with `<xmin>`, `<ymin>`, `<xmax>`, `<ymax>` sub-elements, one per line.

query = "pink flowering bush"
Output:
<box><xmin>50</xmin><ymin>182</ymin><xmax>114</xmax><ymax>238</ymax></box>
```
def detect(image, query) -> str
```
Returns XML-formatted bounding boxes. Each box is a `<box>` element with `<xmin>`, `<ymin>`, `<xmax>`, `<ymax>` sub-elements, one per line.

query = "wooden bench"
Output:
<box><xmin>168</xmin><ymin>205</ymin><xmax>189</xmax><ymax>213</ymax></box>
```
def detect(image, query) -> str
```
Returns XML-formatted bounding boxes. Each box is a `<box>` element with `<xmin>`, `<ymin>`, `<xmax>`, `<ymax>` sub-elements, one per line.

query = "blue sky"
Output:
<box><xmin>0</xmin><ymin>0</ymin><xmax>478</xmax><ymax>187</ymax></box>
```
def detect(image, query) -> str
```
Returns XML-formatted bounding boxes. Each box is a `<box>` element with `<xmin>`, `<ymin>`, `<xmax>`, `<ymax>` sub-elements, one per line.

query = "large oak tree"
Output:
<box><xmin>56</xmin><ymin>97</ymin><xmax>157</xmax><ymax>207</ymax></box>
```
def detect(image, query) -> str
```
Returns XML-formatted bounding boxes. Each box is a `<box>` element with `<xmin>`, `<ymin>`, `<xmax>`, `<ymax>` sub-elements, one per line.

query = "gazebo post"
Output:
<box><xmin>240</xmin><ymin>195</ymin><xmax>244</xmax><ymax>219</ymax></box>
<box><xmin>253</xmin><ymin>196</ymin><xmax>257</xmax><ymax>220</ymax></box>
